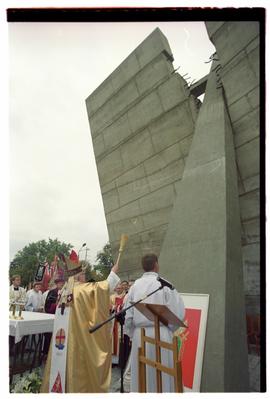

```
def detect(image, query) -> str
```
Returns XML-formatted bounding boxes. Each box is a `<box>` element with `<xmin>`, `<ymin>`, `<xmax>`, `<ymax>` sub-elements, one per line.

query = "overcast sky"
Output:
<box><xmin>9</xmin><ymin>21</ymin><xmax>215</xmax><ymax>263</ymax></box>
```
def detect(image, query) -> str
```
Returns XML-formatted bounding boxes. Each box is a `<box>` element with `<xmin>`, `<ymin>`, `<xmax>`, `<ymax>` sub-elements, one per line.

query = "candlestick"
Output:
<box><xmin>18</xmin><ymin>305</ymin><xmax>24</xmax><ymax>320</ymax></box>
<box><xmin>11</xmin><ymin>304</ymin><xmax>17</xmax><ymax>319</ymax></box>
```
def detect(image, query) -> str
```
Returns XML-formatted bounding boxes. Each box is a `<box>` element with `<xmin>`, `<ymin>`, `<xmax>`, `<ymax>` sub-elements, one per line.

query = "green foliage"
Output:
<box><xmin>10</xmin><ymin>240</ymin><xmax>114</xmax><ymax>286</ymax></box>
<box><xmin>95</xmin><ymin>242</ymin><xmax>114</xmax><ymax>267</ymax></box>
<box><xmin>10</xmin><ymin>368</ymin><xmax>42</xmax><ymax>393</ymax></box>
<box><xmin>92</xmin><ymin>242</ymin><xmax>113</xmax><ymax>281</ymax></box>
<box><xmin>81</xmin><ymin>260</ymin><xmax>110</xmax><ymax>282</ymax></box>
<box><xmin>80</xmin><ymin>260</ymin><xmax>95</xmax><ymax>281</ymax></box>
<box><xmin>10</xmin><ymin>238</ymin><xmax>73</xmax><ymax>286</ymax></box>
<box><xmin>93</xmin><ymin>265</ymin><xmax>111</xmax><ymax>280</ymax></box>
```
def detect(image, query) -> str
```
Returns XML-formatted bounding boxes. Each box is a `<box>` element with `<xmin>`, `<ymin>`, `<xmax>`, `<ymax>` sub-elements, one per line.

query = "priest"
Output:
<box><xmin>41</xmin><ymin>250</ymin><xmax>120</xmax><ymax>393</ymax></box>
<box><xmin>124</xmin><ymin>253</ymin><xmax>185</xmax><ymax>392</ymax></box>
<box><xmin>9</xmin><ymin>275</ymin><xmax>26</xmax><ymax>304</ymax></box>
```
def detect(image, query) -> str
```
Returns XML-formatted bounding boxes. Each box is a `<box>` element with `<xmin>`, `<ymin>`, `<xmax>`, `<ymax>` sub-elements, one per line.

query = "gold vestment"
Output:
<box><xmin>41</xmin><ymin>280</ymin><xmax>111</xmax><ymax>393</ymax></box>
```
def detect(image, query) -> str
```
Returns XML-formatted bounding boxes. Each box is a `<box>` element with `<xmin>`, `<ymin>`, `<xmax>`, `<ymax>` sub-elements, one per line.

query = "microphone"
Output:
<box><xmin>157</xmin><ymin>276</ymin><xmax>175</xmax><ymax>290</ymax></box>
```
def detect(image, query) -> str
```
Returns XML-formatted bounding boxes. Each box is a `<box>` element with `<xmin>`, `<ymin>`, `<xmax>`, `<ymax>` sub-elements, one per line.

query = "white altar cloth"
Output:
<box><xmin>9</xmin><ymin>311</ymin><xmax>55</xmax><ymax>343</ymax></box>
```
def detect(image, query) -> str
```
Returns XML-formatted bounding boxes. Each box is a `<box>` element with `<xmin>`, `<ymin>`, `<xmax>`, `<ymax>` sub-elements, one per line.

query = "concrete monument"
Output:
<box><xmin>86</xmin><ymin>22</ymin><xmax>260</xmax><ymax>391</ymax></box>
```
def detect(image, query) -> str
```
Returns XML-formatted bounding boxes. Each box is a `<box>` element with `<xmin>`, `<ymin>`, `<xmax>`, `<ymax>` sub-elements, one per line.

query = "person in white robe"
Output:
<box><xmin>25</xmin><ymin>282</ymin><xmax>44</xmax><ymax>312</ymax></box>
<box><xmin>124</xmin><ymin>253</ymin><xmax>185</xmax><ymax>392</ymax></box>
<box><xmin>9</xmin><ymin>275</ymin><xmax>26</xmax><ymax>303</ymax></box>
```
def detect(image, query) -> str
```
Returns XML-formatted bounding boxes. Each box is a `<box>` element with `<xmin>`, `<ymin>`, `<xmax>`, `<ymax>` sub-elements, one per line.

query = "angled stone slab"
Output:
<box><xmin>86</xmin><ymin>28</ymin><xmax>198</xmax><ymax>277</ymax></box>
<box><xmin>159</xmin><ymin>59</ymin><xmax>249</xmax><ymax>392</ymax></box>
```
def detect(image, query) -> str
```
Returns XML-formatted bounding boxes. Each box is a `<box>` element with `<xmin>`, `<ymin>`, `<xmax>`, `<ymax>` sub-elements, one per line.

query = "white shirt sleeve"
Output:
<box><xmin>106</xmin><ymin>270</ymin><xmax>120</xmax><ymax>294</ymax></box>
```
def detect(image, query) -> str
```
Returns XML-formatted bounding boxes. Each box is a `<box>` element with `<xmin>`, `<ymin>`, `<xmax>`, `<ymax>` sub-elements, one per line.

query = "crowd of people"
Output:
<box><xmin>9</xmin><ymin>270</ymin><xmax>135</xmax><ymax>364</ymax></box>
<box><xmin>9</xmin><ymin>273</ymin><xmax>65</xmax><ymax>313</ymax></box>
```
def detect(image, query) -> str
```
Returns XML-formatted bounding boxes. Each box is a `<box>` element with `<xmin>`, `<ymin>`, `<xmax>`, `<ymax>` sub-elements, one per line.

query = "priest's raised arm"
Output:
<box><xmin>107</xmin><ymin>262</ymin><xmax>121</xmax><ymax>293</ymax></box>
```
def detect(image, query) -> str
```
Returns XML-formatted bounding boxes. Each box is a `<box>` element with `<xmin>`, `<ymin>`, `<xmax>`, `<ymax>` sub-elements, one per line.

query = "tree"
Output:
<box><xmin>80</xmin><ymin>260</ymin><xmax>104</xmax><ymax>282</ymax></box>
<box><xmin>95</xmin><ymin>242</ymin><xmax>114</xmax><ymax>267</ymax></box>
<box><xmin>10</xmin><ymin>238</ymin><xmax>73</xmax><ymax>287</ymax></box>
<box><xmin>92</xmin><ymin>242</ymin><xmax>114</xmax><ymax>280</ymax></box>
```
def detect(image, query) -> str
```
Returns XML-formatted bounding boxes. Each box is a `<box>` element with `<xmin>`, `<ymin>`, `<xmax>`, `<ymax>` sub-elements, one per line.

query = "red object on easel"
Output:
<box><xmin>181</xmin><ymin>308</ymin><xmax>201</xmax><ymax>389</ymax></box>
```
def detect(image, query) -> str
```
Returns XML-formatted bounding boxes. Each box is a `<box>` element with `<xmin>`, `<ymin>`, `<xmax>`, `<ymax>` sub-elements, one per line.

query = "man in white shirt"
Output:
<box><xmin>124</xmin><ymin>253</ymin><xmax>185</xmax><ymax>392</ymax></box>
<box><xmin>25</xmin><ymin>281</ymin><xmax>44</xmax><ymax>312</ymax></box>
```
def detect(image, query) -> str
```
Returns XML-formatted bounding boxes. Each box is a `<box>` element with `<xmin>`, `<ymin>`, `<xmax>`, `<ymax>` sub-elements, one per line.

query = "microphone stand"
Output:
<box><xmin>89</xmin><ymin>281</ymin><xmax>167</xmax><ymax>393</ymax></box>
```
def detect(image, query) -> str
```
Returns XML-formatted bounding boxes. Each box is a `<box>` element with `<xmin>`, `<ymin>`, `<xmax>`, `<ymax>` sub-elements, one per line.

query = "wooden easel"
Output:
<box><xmin>134</xmin><ymin>303</ymin><xmax>186</xmax><ymax>393</ymax></box>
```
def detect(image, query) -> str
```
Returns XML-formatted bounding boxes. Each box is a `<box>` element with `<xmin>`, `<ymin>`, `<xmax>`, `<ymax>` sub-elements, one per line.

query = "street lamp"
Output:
<box><xmin>85</xmin><ymin>247</ymin><xmax>90</xmax><ymax>262</ymax></box>
<box><xmin>78</xmin><ymin>243</ymin><xmax>87</xmax><ymax>257</ymax></box>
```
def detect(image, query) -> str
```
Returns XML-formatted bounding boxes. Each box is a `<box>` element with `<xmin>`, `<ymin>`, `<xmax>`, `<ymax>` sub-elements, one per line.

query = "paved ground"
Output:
<box><xmin>109</xmin><ymin>365</ymin><xmax>132</xmax><ymax>393</ymax></box>
<box><xmin>109</xmin><ymin>366</ymin><xmax>121</xmax><ymax>392</ymax></box>
<box><xmin>11</xmin><ymin>354</ymin><xmax>261</xmax><ymax>392</ymax></box>
<box><xmin>111</xmin><ymin>355</ymin><xmax>261</xmax><ymax>393</ymax></box>
<box><xmin>248</xmin><ymin>354</ymin><xmax>261</xmax><ymax>392</ymax></box>
<box><xmin>11</xmin><ymin>365</ymin><xmax>122</xmax><ymax>392</ymax></box>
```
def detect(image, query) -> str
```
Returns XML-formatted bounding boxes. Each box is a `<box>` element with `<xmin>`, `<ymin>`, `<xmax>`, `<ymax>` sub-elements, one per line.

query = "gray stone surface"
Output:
<box><xmin>86</xmin><ymin>28</ymin><xmax>173</xmax><ymax>116</ymax></box>
<box><xmin>245</xmin><ymin>295</ymin><xmax>260</xmax><ymax>314</ymax></box>
<box><xmin>233</xmin><ymin>107</ymin><xmax>259</xmax><ymax>148</ymax></box>
<box><xmin>205</xmin><ymin>22</ymin><xmax>261</xmax><ymax>386</ymax></box>
<box><xmin>109</xmin><ymin>366</ymin><xmax>121</xmax><ymax>392</ymax></box>
<box><xmin>85</xmin><ymin>23</ymin><xmax>261</xmax><ymax>391</ymax></box>
<box><xmin>120</xmin><ymin>129</ymin><xmax>154</xmax><ymax>170</ymax></box>
<box><xmin>149</xmin><ymin>105</ymin><xmax>193</xmax><ymax>153</ymax></box>
<box><xmin>205</xmin><ymin>21</ymin><xmax>225</xmax><ymax>37</ymax></box>
<box><xmin>239</xmin><ymin>190</ymin><xmax>260</xmax><ymax>222</ymax></box>
<box><xmin>242</xmin><ymin>243</ymin><xmax>260</xmax><ymax>295</ymax></box>
<box><xmin>248</xmin><ymin>354</ymin><xmax>261</xmax><ymax>392</ymax></box>
<box><xmin>242</xmin><ymin>218</ymin><xmax>260</xmax><ymax>245</ymax></box>
<box><xmin>243</xmin><ymin>173</ymin><xmax>260</xmax><ymax>193</ymax></box>
<box><xmin>228</xmin><ymin>86</ymin><xmax>259</xmax><ymax>124</ymax></box>
<box><xmin>86</xmin><ymin>28</ymin><xmax>198</xmax><ymax>278</ymax></box>
<box><xmin>236</xmin><ymin>137</ymin><xmax>260</xmax><ymax>180</ymax></box>
<box><xmin>159</xmin><ymin>61</ymin><xmax>249</xmax><ymax>392</ymax></box>
<box><xmin>206</xmin><ymin>21</ymin><xmax>259</xmax><ymax>67</ymax></box>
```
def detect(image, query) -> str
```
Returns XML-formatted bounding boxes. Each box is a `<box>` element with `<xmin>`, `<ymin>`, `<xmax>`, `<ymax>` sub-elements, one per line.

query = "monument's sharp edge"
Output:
<box><xmin>86</xmin><ymin>27</ymin><xmax>174</xmax><ymax>115</ymax></box>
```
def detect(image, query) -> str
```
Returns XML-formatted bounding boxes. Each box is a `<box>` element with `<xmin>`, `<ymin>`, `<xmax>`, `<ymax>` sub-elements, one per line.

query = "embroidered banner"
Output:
<box><xmin>49</xmin><ymin>306</ymin><xmax>71</xmax><ymax>393</ymax></box>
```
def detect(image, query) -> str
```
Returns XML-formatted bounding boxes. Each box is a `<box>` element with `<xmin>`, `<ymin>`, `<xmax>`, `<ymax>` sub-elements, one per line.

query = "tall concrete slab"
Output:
<box><xmin>159</xmin><ymin>60</ymin><xmax>249</xmax><ymax>392</ymax></box>
<box><xmin>205</xmin><ymin>23</ymin><xmax>261</xmax><ymax>390</ymax></box>
<box><xmin>205</xmin><ymin>22</ymin><xmax>260</xmax><ymax>318</ymax></box>
<box><xmin>86</xmin><ymin>28</ymin><xmax>199</xmax><ymax>278</ymax></box>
